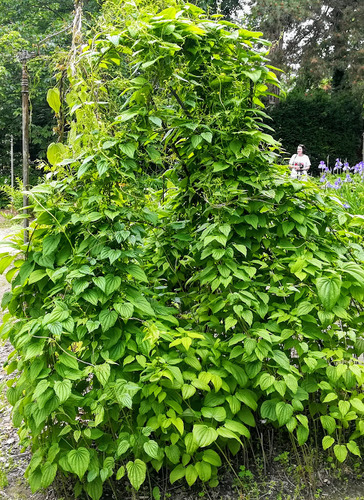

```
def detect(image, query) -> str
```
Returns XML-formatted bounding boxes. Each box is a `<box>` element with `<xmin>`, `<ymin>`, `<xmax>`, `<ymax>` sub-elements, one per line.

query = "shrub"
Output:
<box><xmin>270</xmin><ymin>89</ymin><xmax>364</xmax><ymax>175</ymax></box>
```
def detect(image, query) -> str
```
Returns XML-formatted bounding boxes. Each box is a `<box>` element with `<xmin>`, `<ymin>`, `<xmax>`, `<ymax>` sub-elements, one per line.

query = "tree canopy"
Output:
<box><xmin>0</xmin><ymin>0</ymin><xmax>100</xmax><ymax>179</ymax></box>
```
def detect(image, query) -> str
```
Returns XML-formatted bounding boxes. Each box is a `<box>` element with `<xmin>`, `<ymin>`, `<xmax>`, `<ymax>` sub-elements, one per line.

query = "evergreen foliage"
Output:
<box><xmin>0</xmin><ymin>2</ymin><xmax>363</xmax><ymax>498</ymax></box>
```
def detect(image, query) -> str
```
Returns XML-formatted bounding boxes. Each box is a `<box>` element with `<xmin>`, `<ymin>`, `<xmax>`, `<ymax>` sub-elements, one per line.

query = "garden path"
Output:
<box><xmin>0</xmin><ymin>221</ymin><xmax>55</xmax><ymax>500</ymax></box>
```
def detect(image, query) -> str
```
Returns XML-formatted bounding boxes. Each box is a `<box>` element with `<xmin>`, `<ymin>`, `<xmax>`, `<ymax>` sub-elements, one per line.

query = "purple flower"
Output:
<box><xmin>343</xmin><ymin>162</ymin><xmax>350</xmax><ymax>171</ymax></box>
<box><xmin>342</xmin><ymin>203</ymin><xmax>350</xmax><ymax>209</ymax></box>
<box><xmin>325</xmin><ymin>182</ymin><xmax>334</xmax><ymax>188</ymax></box>
<box><xmin>353</xmin><ymin>161</ymin><xmax>364</xmax><ymax>174</ymax></box>
<box><xmin>320</xmin><ymin>174</ymin><xmax>326</xmax><ymax>182</ymax></box>
<box><xmin>333</xmin><ymin>158</ymin><xmax>343</xmax><ymax>171</ymax></box>
<box><xmin>318</xmin><ymin>161</ymin><xmax>326</xmax><ymax>169</ymax></box>
<box><xmin>345</xmin><ymin>173</ymin><xmax>352</xmax><ymax>182</ymax></box>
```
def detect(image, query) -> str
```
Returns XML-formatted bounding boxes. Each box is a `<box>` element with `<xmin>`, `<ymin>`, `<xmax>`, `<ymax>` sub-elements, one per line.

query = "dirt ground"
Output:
<box><xmin>0</xmin><ymin>217</ymin><xmax>55</xmax><ymax>500</ymax></box>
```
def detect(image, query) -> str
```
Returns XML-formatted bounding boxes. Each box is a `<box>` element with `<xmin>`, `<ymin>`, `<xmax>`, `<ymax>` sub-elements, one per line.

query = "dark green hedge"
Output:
<box><xmin>269</xmin><ymin>89</ymin><xmax>363</xmax><ymax>175</ymax></box>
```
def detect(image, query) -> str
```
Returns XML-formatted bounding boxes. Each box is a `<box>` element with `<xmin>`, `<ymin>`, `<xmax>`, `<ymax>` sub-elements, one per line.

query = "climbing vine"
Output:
<box><xmin>0</xmin><ymin>1</ymin><xmax>363</xmax><ymax>498</ymax></box>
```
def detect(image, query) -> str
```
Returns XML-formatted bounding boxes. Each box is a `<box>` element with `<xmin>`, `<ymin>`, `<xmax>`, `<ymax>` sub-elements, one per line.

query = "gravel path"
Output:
<box><xmin>0</xmin><ymin>223</ymin><xmax>55</xmax><ymax>500</ymax></box>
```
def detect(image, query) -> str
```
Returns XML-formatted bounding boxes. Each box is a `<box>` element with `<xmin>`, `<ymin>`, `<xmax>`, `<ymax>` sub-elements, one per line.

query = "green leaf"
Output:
<box><xmin>126</xmin><ymin>459</ymin><xmax>146</xmax><ymax>491</ymax></box>
<box><xmin>93</xmin><ymin>276</ymin><xmax>106</xmax><ymax>292</ymax></box>
<box><xmin>201</xmin><ymin>132</ymin><xmax>212</xmax><ymax>143</ymax></box>
<box><xmin>86</xmin><ymin>320</ymin><xmax>100</xmax><ymax>333</ymax></box>
<box><xmin>141</xmin><ymin>57</ymin><xmax>162</xmax><ymax>69</ymax></box>
<box><xmin>47</xmin><ymin>322</ymin><xmax>63</xmax><ymax>335</ymax></box>
<box><xmin>216</xmin><ymin>427</ymin><xmax>241</xmax><ymax>441</ymax></box>
<box><xmin>350</xmin><ymin>398</ymin><xmax>364</xmax><ymax>413</ymax></box>
<box><xmin>338</xmin><ymin>400</ymin><xmax>350</xmax><ymax>417</ymax></box>
<box><xmin>272</xmin><ymin>351</ymin><xmax>290</xmax><ymax>370</ymax></box>
<box><xmin>29</xmin><ymin>270</ymin><xmax>47</xmax><ymax>284</ymax></box>
<box><xmin>284</xmin><ymin>374</ymin><xmax>298</xmax><ymax>394</ymax></box>
<box><xmin>67</xmin><ymin>447</ymin><xmax>90</xmax><ymax>479</ymax></box>
<box><xmin>334</xmin><ymin>444</ymin><xmax>348</xmax><ymax>463</ymax></box>
<box><xmin>282</xmin><ymin>221</ymin><xmax>295</xmax><ymax>236</ymax></box>
<box><xmin>340</xmin><ymin>262</ymin><xmax>364</xmax><ymax>287</ymax></box>
<box><xmin>320</xmin><ymin>415</ymin><xmax>336</xmax><ymax>434</ymax></box>
<box><xmin>224</xmin><ymin>420</ymin><xmax>250</xmax><ymax>438</ymax></box>
<box><xmin>229</xmin><ymin>139</ymin><xmax>242</xmax><ymax>156</ymax></box>
<box><xmin>296</xmin><ymin>425</ymin><xmax>309</xmax><ymax>445</ymax></box>
<box><xmin>149</xmin><ymin>115</ymin><xmax>162</xmax><ymax>127</ymax></box>
<box><xmin>47</xmin><ymin>142</ymin><xmax>66</xmax><ymax>165</ymax></box>
<box><xmin>117</xmin><ymin>440</ymin><xmax>130</xmax><ymax>457</ymax></box>
<box><xmin>126</xmin><ymin>264</ymin><xmax>148</xmax><ymax>282</ymax></box>
<box><xmin>86</xmin><ymin>478</ymin><xmax>103</xmax><ymax>500</ymax></box>
<box><xmin>117</xmin><ymin>111</ymin><xmax>138</xmax><ymax>122</ymax></box>
<box><xmin>233</xmin><ymin>244</ymin><xmax>247</xmax><ymax>256</ymax></box>
<box><xmin>83</xmin><ymin>289</ymin><xmax>99</xmax><ymax>305</ymax></box>
<box><xmin>116</xmin><ymin>466</ymin><xmax>125</xmax><ymax>480</ymax></box>
<box><xmin>165</xmin><ymin>445</ymin><xmax>180</xmax><ymax>464</ymax></box>
<box><xmin>41</xmin><ymin>462</ymin><xmax>57</xmax><ymax>488</ymax></box>
<box><xmin>201</xmin><ymin>406</ymin><xmax>226</xmax><ymax>422</ymax></box>
<box><xmin>322</xmin><ymin>436</ymin><xmax>335</xmax><ymax>450</ymax></box>
<box><xmin>59</xmin><ymin>353</ymin><xmax>78</xmax><ymax>370</ymax></box>
<box><xmin>105</xmin><ymin>275</ymin><xmax>121</xmax><ymax>295</ymax></box>
<box><xmin>193</xmin><ymin>425</ymin><xmax>218</xmax><ymax>447</ymax></box>
<box><xmin>143</xmin><ymin>440</ymin><xmax>159</xmax><ymax>459</ymax></box>
<box><xmin>323</xmin><ymin>392</ymin><xmax>338</xmax><ymax>403</ymax></box>
<box><xmin>120</xmin><ymin>142</ymin><xmax>136</xmax><ymax>158</ymax></box>
<box><xmin>202</xmin><ymin>449</ymin><xmax>222</xmax><ymax>467</ymax></box>
<box><xmin>99</xmin><ymin>309</ymin><xmax>118</xmax><ymax>332</ymax></box>
<box><xmin>236</xmin><ymin>389</ymin><xmax>258</xmax><ymax>411</ymax></box>
<box><xmin>185</xmin><ymin>464</ymin><xmax>198</xmax><ymax>486</ymax></box>
<box><xmin>316</xmin><ymin>276</ymin><xmax>341</xmax><ymax>311</ymax></box>
<box><xmin>347</xmin><ymin>440</ymin><xmax>361</xmax><ymax>457</ymax></box>
<box><xmin>94</xmin><ymin>363</ymin><xmax>111</xmax><ymax>386</ymax></box>
<box><xmin>33</xmin><ymin>380</ymin><xmax>50</xmax><ymax>399</ymax></box>
<box><xmin>259</xmin><ymin>373</ymin><xmax>275</xmax><ymax>390</ymax></box>
<box><xmin>114</xmin><ymin>302</ymin><xmax>134</xmax><ymax>319</ymax></box>
<box><xmin>245</xmin><ymin>214</ymin><xmax>258</xmax><ymax>229</ymax></box>
<box><xmin>260</xmin><ymin>399</ymin><xmax>278</xmax><ymax>421</ymax></box>
<box><xmin>213</xmin><ymin>161</ymin><xmax>229</xmax><ymax>172</ymax></box>
<box><xmin>128</xmin><ymin>295</ymin><xmax>155</xmax><ymax>316</ymax></box>
<box><xmin>195</xmin><ymin>461</ymin><xmax>212</xmax><ymax>482</ymax></box>
<box><xmin>191</xmin><ymin>135</ymin><xmax>203</xmax><ymax>148</ymax></box>
<box><xmin>242</xmin><ymin>310</ymin><xmax>253</xmax><ymax>326</ymax></box>
<box><xmin>182</xmin><ymin>384</ymin><xmax>196</xmax><ymax>399</ymax></box>
<box><xmin>54</xmin><ymin>380</ymin><xmax>72</xmax><ymax>403</ymax></box>
<box><xmin>29</xmin><ymin>468</ymin><xmax>42</xmax><ymax>493</ymax></box>
<box><xmin>47</xmin><ymin>88</ymin><xmax>61</xmax><ymax>114</ymax></box>
<box><xmin>242</xmin><ymin>69</ymin><xmax>262</xmax><ymax>82</ymax></box>
<box><xmin>43</xmin><ymin>234</ymin><xmax>61</xmax><ymax>256</ymax></box>
<box><xmin>170</xmin><ymin>464</ymin><xmax>185</xmax><ymax>484</ymax></box>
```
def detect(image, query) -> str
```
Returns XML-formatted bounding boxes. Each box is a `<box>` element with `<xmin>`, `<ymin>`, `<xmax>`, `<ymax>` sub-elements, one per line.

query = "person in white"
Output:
<box><xmin>289</xmin><ymin>144</ymin><xmax>311</xmax><ymax>179</ymax></box>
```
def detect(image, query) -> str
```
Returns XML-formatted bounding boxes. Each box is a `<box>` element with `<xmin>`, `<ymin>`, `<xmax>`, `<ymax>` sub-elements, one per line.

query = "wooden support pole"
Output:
<box><xmin>21</xmin><ymin>60</ymin><xmax>30</xmax><ymax>242</ymax></box>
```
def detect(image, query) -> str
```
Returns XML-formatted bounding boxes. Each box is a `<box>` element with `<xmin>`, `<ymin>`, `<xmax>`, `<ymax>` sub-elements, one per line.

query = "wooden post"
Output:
<box><xmin>21</xmin><ymin>60</ymin><xmax>30</xmax><ymax>242</ymax></box>
<box><xmin>18</xmin><ymin>50</ymin><xmax>36</xmax><ymax>243</ymax></box>
<box><xmin>10</xmin><ymin>135</ymin><xmax>14</xmax><ymax>189</ymax></box>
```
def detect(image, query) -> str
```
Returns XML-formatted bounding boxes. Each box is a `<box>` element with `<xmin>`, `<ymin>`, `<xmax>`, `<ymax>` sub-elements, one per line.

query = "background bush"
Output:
<box><xmin>269</xmin><ymin>89</ymin><xmax>364</xmax><ymax>174</ymax></box>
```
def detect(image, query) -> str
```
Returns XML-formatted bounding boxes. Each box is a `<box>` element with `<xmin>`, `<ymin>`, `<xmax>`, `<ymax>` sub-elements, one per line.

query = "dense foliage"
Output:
<box><xmin>1</xmin><ymin>2</ymin><xmax>363</xmax><ymax>499</ymax></box>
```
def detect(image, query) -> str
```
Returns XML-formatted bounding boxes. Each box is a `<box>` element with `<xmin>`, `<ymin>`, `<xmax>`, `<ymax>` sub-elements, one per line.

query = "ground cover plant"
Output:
<box><xmin>0</xmin><ymin>1</ymin><xmax>363</xmax><ymax>499</ymax></box>
<box><xmin>318</xmin><ymin>159</ymin><xmax>364</xmax><ymax>218</ymax></box>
